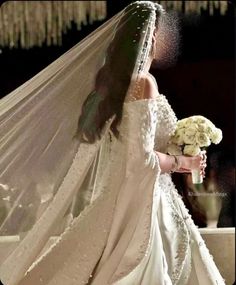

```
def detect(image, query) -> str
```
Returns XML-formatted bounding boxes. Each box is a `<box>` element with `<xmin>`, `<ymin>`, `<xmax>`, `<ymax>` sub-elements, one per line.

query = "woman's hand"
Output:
<box><xmin>175</xmin><ymin>151</ymin><xmax>207</xmax><ymax>177</ymax></box>
<box><xmin>155</xmin><ymin>150</ymin><xmax>207</xmax><ymax>176</ymax></box>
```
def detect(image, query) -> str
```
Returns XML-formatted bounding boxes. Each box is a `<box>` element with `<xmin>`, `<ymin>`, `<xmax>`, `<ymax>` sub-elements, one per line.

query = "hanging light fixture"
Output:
<box><xmin>0</xmin><ymin>1</ymin><xmax>230</xmax><ymax>49</ymax></box>
<box><xmin>0</xmin><ymin>1</ymin><xmax>107</xmax><ymax>49</ymax></box>
<box><xmin>157</xmin><ymin>1</ymin><xmax>229</xmax><ymax>16</ymax></box>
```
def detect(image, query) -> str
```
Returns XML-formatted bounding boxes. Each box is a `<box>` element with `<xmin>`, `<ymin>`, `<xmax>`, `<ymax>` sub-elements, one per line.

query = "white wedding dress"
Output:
<box><xmin>111</xmin><ymin>94</ymin><xmax>225</xmax><ymax>285</ymax></box>
<box><xmin>14</xmin><ymin>79</ymin><xmax>225</xmax><ymax>285</ymax></box>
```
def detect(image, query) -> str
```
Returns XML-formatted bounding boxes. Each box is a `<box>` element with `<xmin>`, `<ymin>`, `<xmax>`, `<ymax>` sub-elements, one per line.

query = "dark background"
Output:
<box><xmin>0</xmin><ymin>1</ymin><xmax>235</xmax><ymax>155</ymax></box>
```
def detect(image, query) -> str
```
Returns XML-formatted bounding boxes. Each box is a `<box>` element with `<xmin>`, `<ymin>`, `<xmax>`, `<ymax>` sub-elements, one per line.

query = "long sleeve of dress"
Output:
<box><xmin>121</xmin><ymin>99</ymin><xmax>161</xmax><ymax>178</ymax></box>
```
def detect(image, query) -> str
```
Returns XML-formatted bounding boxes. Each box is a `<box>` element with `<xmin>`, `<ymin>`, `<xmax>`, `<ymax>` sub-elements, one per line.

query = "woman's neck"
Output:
<box><xmin>143</xmin><ymin>56</ymin><xmax>153</xmax><ymax>73</ymax></box>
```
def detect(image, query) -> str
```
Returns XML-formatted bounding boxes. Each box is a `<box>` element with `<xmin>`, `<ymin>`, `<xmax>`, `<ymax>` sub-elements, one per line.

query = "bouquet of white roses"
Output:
<box><xmin>167</xmin><ymin>115</ymin><xmax>222</xmax><ymax>184</ymax></box>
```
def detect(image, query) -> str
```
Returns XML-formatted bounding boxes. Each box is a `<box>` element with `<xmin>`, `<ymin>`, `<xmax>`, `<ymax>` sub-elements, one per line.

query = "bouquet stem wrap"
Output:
<box><xmin>191</xmin><ymin>169</ymin><xmax>203</xmax><ymax>184</ymax></box>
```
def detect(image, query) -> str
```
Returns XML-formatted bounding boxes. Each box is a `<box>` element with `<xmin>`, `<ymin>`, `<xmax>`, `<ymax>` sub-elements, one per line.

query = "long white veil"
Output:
<box><xmin>0</xmin><ymin>1</ymin><xmax>161</xmax><ymax>284</ymax></box>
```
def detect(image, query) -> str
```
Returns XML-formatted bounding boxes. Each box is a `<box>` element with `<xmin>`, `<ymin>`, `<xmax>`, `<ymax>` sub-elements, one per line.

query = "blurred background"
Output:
<box><xmin>0</xmin><ymin>1</ymin><xmax>235</xmax><ymax>228</ymax></box>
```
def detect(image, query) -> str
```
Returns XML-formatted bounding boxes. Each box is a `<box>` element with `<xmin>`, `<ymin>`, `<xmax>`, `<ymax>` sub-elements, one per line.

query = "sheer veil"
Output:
<box><xmin>0</xmin><ymin>1</ymin><xmax>163</xmax><ymax>284</ymax></box>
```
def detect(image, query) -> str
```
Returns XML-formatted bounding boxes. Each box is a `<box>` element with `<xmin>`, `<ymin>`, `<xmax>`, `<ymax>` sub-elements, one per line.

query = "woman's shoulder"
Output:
<box><xmin>138</xmin><ymin>72</ymin><xmax>159</xmax><ymax>100</ymax></box>
<box><xmin>125</xmin><ymin>72</ymin><xmax>160</xmax><ymax>102</ymax></box>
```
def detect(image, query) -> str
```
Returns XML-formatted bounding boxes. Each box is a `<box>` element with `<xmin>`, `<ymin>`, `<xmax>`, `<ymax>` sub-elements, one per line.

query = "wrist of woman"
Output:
<box><xmin>170</xmin><ymin>155</ymin><xmax>182</xmax><ymax>173</ymax></box>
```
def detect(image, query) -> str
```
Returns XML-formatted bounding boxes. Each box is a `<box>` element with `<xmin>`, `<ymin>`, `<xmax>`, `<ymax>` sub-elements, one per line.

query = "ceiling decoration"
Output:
<box><xmin>0</xmin><ymin>1</ymin><xmax>107</xmax><ymax>49</ymax></box>
<box><xmin>0</xmin><ymin>1</ymin><xmax>230</xmax><ymax>49</ymax></box>
<box><xmin>157</xmin><ymin>1</ymin><xmax>229</xmax><ymax>15</ymax></box>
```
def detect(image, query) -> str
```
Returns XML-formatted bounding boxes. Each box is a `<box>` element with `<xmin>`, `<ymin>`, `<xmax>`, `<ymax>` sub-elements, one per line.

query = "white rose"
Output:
<box><xmin>183</xmin><ymin>145</ymin><xmax>201</xmax><ymax>156</ymax></box>
<box><xmin>177</xmin><ymin>118</ymin><xmax>188</xmax><ymax>128</ymax></box>
<box><xmin>171</xmin><ymin>128</ymin><xmax>185</xmax><ymax>145</ymax></box>
<box><xmin>195</xmin><ymin>115</ymin><xmax>207</xmax><ymax>124</ymax></box>
<box><xmin>182</xmin><ymin>124</ymin><xmax>198</xmax><ymax>144</ymax></box>
<box><xmin>211</xmin><ymin>128</ymin><xmax>223</xmax><ymax>144</ymax></box>
<box><xmin>198</xmin><ymin>123</ymin><xmax>213</xmax><ymax>136</ymax></box>
<box><xmin>197</xmin><ymin>123</ymin><xmax>207</xmax><ymax>132</ymax></box>
<box><xmin>206</xmin><ymin>119</ymin><xmax>216</xmax><ymax>131</ymax></box>
<box><xmin>185</xmin><ymin>117</ymin><xmax>195</xmax><ymax>127</ymax></box>
<box><xmin>195</xmin><ymin>132</ymin><xmax>211</xmax><ymax>147</ymax></box>
<box><xmin>167</xmin><ymin>143</ymin><xmax>182</xmax><ymax>155</ymax></box>
<box><xmin>191</xmin><ymin>116</ymin><xmax>216</xmax><ymax>128</ymax></box>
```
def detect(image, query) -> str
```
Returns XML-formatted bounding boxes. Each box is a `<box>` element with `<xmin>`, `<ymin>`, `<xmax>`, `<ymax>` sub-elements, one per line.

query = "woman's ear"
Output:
<box><xmin>152</xmin><ymin>34</ymin><xmax>157</xmax><ymax>53</ymax></box>
<box><xmin>153</xmin><ymin>28</ymin><xmax>158</xmax><ymax>38</ymax></box>
<box><xmin>152</xmin><ymin>34</ymin><xmax>156</xmax><ymax>45</ymax></box>
<box><xmin>152</xmin><ymin>28</ymin><xmax>157</xmax><ymax>45</ymax></box>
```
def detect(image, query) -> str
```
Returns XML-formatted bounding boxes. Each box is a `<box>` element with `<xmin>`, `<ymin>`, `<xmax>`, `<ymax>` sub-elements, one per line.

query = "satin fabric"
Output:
<box><xmin>8</xmin><ymin>92</ymin><xmax>225</xmax><ymax>285</ymax></box>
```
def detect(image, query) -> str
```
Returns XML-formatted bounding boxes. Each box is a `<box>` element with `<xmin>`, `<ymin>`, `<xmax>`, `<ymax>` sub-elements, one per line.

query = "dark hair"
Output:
<box><xmin>76</xmin><ymin>2</ymin><xmax>178</xmax><ymax>143</ymax></box>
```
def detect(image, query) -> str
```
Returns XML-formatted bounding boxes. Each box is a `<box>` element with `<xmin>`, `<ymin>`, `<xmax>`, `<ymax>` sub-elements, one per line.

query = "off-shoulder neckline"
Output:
<box><xmin>124</xmin><ymin>94</ymin><xmax>165</xmax><ymax>105</ymax></box>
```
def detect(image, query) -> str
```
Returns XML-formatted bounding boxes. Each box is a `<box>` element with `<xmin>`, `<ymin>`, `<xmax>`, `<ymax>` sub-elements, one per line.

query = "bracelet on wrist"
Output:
<box><xmin>170</xmin><ymin>155</ymin><xmax>181</xmax><ymax>173</ymax></box>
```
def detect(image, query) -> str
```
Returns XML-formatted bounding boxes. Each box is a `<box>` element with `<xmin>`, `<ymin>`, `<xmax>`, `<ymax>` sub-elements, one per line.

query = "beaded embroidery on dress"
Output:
<box><xmin>4</xmin><ymin>82</ymin><xmax>226</xmax><ymax>285</ymax></box>
<box><xmin>108</xmin><ymin>77</ymin><xmax>224</xmax><ymax>285</ymax></box>
<box><xmin>17</xmin><ymin>77</ymin><xmax>225</xmax><ymax>285</ymax></box>
<box><xmin>87</xmin><ymin>76</ymin><xmax>225</xmax><ymax>285</ymax></box>
<box><xmin>14</xmin><ymin>77</ymin><xmax>225</xmax><ymax>285</ymax></box>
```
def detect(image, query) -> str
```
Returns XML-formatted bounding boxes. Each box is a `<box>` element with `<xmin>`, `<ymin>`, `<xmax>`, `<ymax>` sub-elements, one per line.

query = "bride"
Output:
<box><xmin>0</xmin><ymin>1</ymin><xmax>225</xmax><ymax>284</ymax></box>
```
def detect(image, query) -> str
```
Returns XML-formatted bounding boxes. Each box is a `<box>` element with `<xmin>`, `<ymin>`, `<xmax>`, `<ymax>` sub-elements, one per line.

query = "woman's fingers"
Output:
<box><xmin>178</xmin><ymin>153</ymin><xmax>207</xmax><ymax>176</ymax></box>
<box><xmin>188</xmin><ymin>153</ymin><xmax>207</xmax><ymax>171</ymax></box>
<box><xmin>176</xmin><ymin>167</ymin><xmax>191</xmax><ymax>173</ymax></box>
<box><xmin>200</xmin><ymin>168</ymin><xmax>206</xmax><ymax>178</ymax></box>
<box><xmin>200</xmin><ymin>150</ymin><xmax>207</xmax><ymax>163</ymax></box>
<box><xmin>199</xmin><ymin>151</ymin><xmax>207</xmax><ymax>178</ymax></box>
<box><xmin>200</xmin><ymin>160</ymin><xmax>207</xmax><ymax>168</ymax></box>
